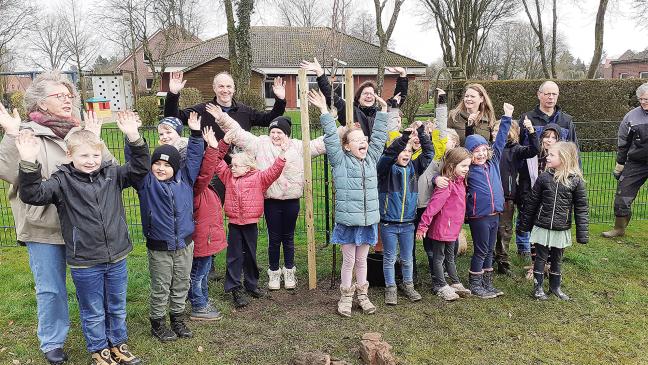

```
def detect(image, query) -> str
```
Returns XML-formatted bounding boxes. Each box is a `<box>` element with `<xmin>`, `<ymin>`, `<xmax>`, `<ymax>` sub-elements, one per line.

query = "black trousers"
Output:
<box><xmin>224</xmin><ymin>223</ymin><xmax>259</xmax><ymax>293</ymax></box>
<box><xmin>614</xmin><ymin>161</ymin><xmax>648</xmax><ymax>217</ymax></box>
<box><xmin>533</xmin><ymin>244</ymin><xmax>564</xmax><ymax>275</ymax></box>
<box><xmin>264</xmin><ymin>199</ymin><xmax>300</xmax><ymax>271</ymax></box>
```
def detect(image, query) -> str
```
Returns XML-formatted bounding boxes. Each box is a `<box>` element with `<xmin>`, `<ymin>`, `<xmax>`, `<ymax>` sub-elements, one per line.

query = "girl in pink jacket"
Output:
<box><xmin>213</xmin><ymin>131</ymin><xmax>287</xmax><ymax>308</ymax></box>
<box><xmin>416</xmin><ymin>147</ymin><xmax>473</xmax><ymax>301</ymax></box>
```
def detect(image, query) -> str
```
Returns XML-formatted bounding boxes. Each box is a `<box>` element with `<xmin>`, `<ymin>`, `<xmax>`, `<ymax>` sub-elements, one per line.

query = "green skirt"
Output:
<box><xmin>530</xmin><ymin>226</ymin><xmax>572</xmax><ymax>249</ymax></box>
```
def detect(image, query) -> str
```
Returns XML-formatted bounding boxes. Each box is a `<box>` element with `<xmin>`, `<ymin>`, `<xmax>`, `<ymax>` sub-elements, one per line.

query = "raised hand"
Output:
<box><xmin>202</xmin><ymin>126</ymin><xmax>218</xmax><ymax>149</ymax></box>
<box><xmin>223</xmin><ymin>129</ymin><xmax>235</xmax><ymax>145</ymax></box>
<box><xmin>307</xmin><ymin>89</ymin><xmax>328</xmax><ymax>114</ymax></box>
<box><xmin>15</xmin><ymin>130</ymin><xmax>40</xmax><ymax>163</ymax></box>
<box><xmin>436</xmin><ymin>88</ymin><xmax>446</xmax><ymax>96</ymax></box>
<box><xmin>299</xmin><ymin>58</ymin><xmax>324</xmax><ymax>77</ymax></box>
<box><xmin>0</xmin><ymin>102</ymin><xmax>21</xmax><ymax>136</ymax></box>
<box><xmin>503</xmin><ymin>103</ymin><xmax>514</xmax><ymax>118</ymax></box>
<box><xmin>272</xmin><ymin>76</ymin><xmax>286</xmax><ymax>100</ymax></box>
<box><xmin>188</xmin><ymin>111</ymin><xmax>200</xmax><ymax>131</ymax></box>
<box><xmin>116</xmin><ymin>111</ymin><xmax>141</xmax><ymax>142</ymax></box>
<box><xmin>374</xmin><ymin>93</ymin><xmax>388</xmax><ymax>112</ymax></box>
<box><xmin>386</xmin><ymin>66</ymin><xmax>407</xmax><ymax>77</ymax></box>
<box><xmin>392</xmin><ymin>92</ymin><xmax>402</xmax><ymax>105</ymax></box>
<box><xmin>83</xmin><ymin>110</ymin><xmax>102</xmax><ymax>137</ymax></box>
<box><xmin>169</xmin><ymin>72</ymin><xmax>187</xmax><ymax>94</ymax></box>
<box><xmin>467</xmin><ymin>112</ymin><xmax>479</xmax><ymax>126</ymax></box>
<box><xmin>523</xmin><ymin>116</ymin><xmax>534</xmax><ymax>133</ymax></box>
<box><xmin>206</xmin><ymin>103</ymin><xmax>224</xmax><ymax>122</ymax></box>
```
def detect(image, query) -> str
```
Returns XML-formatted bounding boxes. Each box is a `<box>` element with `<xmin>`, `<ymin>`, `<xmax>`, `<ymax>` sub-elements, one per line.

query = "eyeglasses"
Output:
<box><xmin>360</xmin><ymin>91</ymin><xmax>374</xmax><ymax>97</ymax></box>
<box><xmin>639</xmin><ymin>98</ymin><xmax>648</xmax><ymax>103</ymax></box>
<box><xmin>47</xmin><ymin>92</ymin><xmax>75</xmax><ymax>101</ymax></box>
<box><xmin>542</xmin><ymin>92</ymin><xmax>559</xmax><ymax>97</ymax></box>
<box><xmin>348</xmin><ymin>136</ymin><xmax>368</xmax><ymax>143</ymax></box>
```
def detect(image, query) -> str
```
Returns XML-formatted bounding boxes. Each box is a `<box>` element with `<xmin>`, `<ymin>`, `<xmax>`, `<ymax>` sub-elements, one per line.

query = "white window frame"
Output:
<box><xmin>619</xmin><ymin>73</ymin><xmax>631</xmax><ymax>79</ymax></box>
<box><xmin>640</xmin><ymin>72</ymin><xmax>648</xmax><ymax>79</ymax></box>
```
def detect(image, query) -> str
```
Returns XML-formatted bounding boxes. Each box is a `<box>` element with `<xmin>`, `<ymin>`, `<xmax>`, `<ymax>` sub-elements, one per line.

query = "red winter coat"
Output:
<box><xmin>192</xmin><ymin>147</ymin><xmax>228</xmax><ymax>258</ymax></box>
<box><xmin>214</xmin><ymin>140</ymin><xmax>286</xmax><ymax>225</ymax></box>
<box><xmin>416</xmin><ymin>176</ymin><xmax>466</xmax><ymax>242</ymax></box>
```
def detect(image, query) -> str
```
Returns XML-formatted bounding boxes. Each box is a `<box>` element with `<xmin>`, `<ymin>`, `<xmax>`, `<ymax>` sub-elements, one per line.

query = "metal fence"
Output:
<box><xmin>0</xmin><ymin>120</ymin><xmax>645</xmax><ymax>247</ymax></box>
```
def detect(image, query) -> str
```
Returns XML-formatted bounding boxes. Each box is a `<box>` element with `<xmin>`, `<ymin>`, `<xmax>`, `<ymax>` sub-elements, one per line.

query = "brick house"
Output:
<box><xmin>603</xmin><ymin>48</ymin><xmax>648</xmax><ymax>79</ymax></box>
<box><xmin>113</xmin><ymin>27</ymin><xmax>202</xmax><ymax>92</ymax></box>
<box><xmin>157</xmin><ymin>26</ymin><xmax>428</xmax><ymax>109</ymax></box>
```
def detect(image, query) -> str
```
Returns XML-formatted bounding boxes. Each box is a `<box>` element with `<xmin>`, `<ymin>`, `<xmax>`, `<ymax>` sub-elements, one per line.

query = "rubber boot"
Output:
<box><xmin>468</xmin><ymin>272</ymin><xmax>496</xmax><ymax>299</ymax></box>
<box><xmin>549</xmin><ymin>272</ymin><xmax>570</xmax><ymax>300</ymax></box>
<box><xmin>355</xmin><ymin>282</ymin><xmax>376</xmax><ymax>314</ymax></box>
<box><xmin>483</xmin><ymin>270</ymin><xmax>504</xmax><ymax>297</ymax></box>
<box><xmin>337</xmin><ymin>284</ymin><xmax>355</xmax><ymax>317</ymax></box>
<box><xmin>532</xmin><ymin>272</ymin><xmax>549</xmax><ymax>300</ymax></box>
<box><xmin>601</xmin><ymin>216</ymin><xmax>630</xmax><ymax>238</ymax></box>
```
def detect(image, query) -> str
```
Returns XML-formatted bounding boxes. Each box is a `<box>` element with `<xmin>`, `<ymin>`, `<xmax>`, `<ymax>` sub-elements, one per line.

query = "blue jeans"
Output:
<box><xmin>26</xmin><ymin>242</ymin><xmax>70</xmax><ymax>353</ymax></box>
<box><xmin>515</xmin><ymin>214</ymin><xmax>531</xmax><ymax>253</ymax></box>
<box><xmin>469</xmin><ymin>215</ymin><xmax>499</xmax><ymax>272</ymax></box>
<box><xmin>70</xmin><ymin>259</ymin><xmax>128</xmax><ymax>353</ymax></box>
<box><xmin>380</xmin><ymin>222</ymin><xmax>415</xmax><ymax>287</ymax></box>
<box><xmin>188</xmin><ymin>256</ymin><xmax>211</xmax><ymax>309</ymax></box>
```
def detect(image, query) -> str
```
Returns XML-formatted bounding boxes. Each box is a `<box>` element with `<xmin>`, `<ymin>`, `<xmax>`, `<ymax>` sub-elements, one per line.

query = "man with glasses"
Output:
<box><xmin>602</xmin><ymin>82</ymin><xmax>648</xmax><ymax>238</ymax></box>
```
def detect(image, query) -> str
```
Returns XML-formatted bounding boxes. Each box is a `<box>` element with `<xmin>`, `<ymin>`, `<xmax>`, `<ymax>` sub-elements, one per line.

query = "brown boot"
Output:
<box><xmin>601</xmin><ymin>216</ymin><xmax>630</xmax><ymax>238</ymax></box>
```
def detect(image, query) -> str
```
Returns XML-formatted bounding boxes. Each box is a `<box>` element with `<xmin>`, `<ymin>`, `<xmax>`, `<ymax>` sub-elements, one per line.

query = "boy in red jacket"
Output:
<box><xmin>214</xmin><ymin>130</ymin><xmax>287</xmax><ymax>308</ymax></box>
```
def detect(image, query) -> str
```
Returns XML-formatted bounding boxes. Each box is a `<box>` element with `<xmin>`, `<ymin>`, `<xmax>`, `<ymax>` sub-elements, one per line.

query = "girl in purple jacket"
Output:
<box><xmin>416</xmin><ymin>147</ymin><xmax>473</xmax><ymax>301</ymax></box>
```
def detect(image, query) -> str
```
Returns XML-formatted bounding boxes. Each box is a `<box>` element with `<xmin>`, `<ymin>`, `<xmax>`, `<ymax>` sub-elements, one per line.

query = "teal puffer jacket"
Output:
<box><xmin>320</xmin><ymin>111</ymin><xmax>388</xmax><ymax>226</ymax></box>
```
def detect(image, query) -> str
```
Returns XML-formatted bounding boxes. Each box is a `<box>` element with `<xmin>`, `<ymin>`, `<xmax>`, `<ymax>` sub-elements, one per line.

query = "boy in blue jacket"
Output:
<box><xmin>132</xmin><ymin>112</ymin><xmax>204</xmax><ymax>342</ymax></box>
<box><xmin>377</xmin><ymin>121</ymin><xmax>433</xmax><ymax>305</ymax></box>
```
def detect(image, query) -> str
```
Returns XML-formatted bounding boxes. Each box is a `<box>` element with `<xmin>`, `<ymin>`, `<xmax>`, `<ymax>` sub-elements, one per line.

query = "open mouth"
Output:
<box><xmin>359</xmin><ymin>146</ymin><xmax>367</xmax><ymax>152</ymax></box>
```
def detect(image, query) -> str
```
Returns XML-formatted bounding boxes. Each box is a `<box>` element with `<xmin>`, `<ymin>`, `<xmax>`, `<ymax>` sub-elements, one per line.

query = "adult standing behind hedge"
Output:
<box><xmin>447</xmin><ymin>83</ymin><xmax>497</xmax><ymax>146</ymax></box>
<box><xmin>602</xmin><ymin>82</ymin><xmax>648</xmax><ymax>238</ymax></box>
<box><xmin>164</xmin><ymin>71</ymin><xmax>287</xmax><ymax>139</ymax></box>
<box><xmin>0</xmin><ymin>71</ymin><xmax>111</xmax><ymax>365</ymax></box>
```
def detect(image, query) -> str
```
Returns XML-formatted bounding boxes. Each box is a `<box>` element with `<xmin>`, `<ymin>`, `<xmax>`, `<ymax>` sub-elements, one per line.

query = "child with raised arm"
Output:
<box><xmin>518</xmin><ymin>142</ymin><xmax>588</xmax><ymax>300</ymax></box>
<box><xmin>464</xmin><ymin>103</ymin><xmax>514</xmax><ymax>299</ymax></box>
<box><xmin>307</xmin><ymin>89</ymin><xmax>388</xmax><ymax>318</ymax></box>
<box><xmin>17</xmin><ymin>112</ymin><xmax>147</xmax><ymax>365</ymax></box>
<box><xmin>416</xmin><ymin>147</ymin><xmax>473</xmax><ymax>301</ymax></box>
<box><xmin>214</xmin><ymin>130</ymin><xmax>287</xmax><ymax>308</ymax></box>
<box><xmin>134</xmin><ymin>112</ymin><xmax>204</xmax><ymax>342</ymax></box>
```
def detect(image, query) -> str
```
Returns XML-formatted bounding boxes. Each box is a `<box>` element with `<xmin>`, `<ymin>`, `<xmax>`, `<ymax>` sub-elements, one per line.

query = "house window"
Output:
<box><xmin>264</xmin><ymin>75</ymin><xmax>282</xmax><ymax>99</ymax></box>
<box><xmin>146</xmin><ymin>78</ymin><xmax>154</xmax><ymax>89</ymax></box>
<box><xmin>640</xmin><ymin>72</ymin><xmax>648</xmax><ymax>79</ymax></box>
<box><xmin>619</xmin><ymin>73</ymin><xmax>631</xmax><ymax>79</ymax></box>
<box><xmin>295</xmin><ymin>76</ymin><xmax>345</xmax><ymax>107</ymax></box>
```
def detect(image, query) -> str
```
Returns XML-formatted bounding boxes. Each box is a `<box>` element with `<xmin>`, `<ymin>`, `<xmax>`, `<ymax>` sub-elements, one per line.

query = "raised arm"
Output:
<box><xmin>114</xmin><ymin>111</ymin><xmax>149</xmax><ymax>189</ymax></box>
<box><xmin>386</xmin><ymin>67</ymin><xmax>408</xmax><ymax>106</ymax></box>
<box><xmin>308</xmin><ymin>89</ymin><xmax>344</xmax><ymax>166</ymax></box>
<box><xmin>0</xmin><ymin>103</ymin><xmax>22</xmax><ymax>184</ymax></box>
<box><xmin>214</xmin><ymin>137</ymin><xmax>233</xmax><ymax>183</ymax></box>
<box><xmin>16</xmin><ymin>132</ymin><xmax>61</xmax><ymax>206</ymax></box>
<box><xmin>259</xmin><ymin>145</ymin><xmax>287</xmax><ymax>190</ymax></box>
<box><xmin>414</xmin><ymin>123</ymin><xmax>434</xmax><ymax>175</ymax></box>
<box><xmin>183</xmin><ymin>112</ymin><xmax>206</xmax><ymax>185</ymax></box>
<box><xmin>194</xmin><ymin>127</ymin><xmax>219</xmax><ymax>195</ymax></box>
<box><xmin>250</xmin><ymin>76</ymin><xmax>287</xmax><ymax>128</ymax></box>
<box><xmin>514</xmin><ymin>116</ymin><xmax>540</xmax><ymax>160</ymax></box>
<box><xmin>492</xmin><ymin>103</ymin><xmax>514</xmax><ymax>162</ymax></box>
<box><xmin>301</xmin><ymin>58</ymin><xmax>347</xmax><ymax>125</ymax></box>
<box><xmin>367</xmin><ymin>95</ymin><xmax>389</xmax><ymax>163</ymax></box>
<box><xmin>164</xmin><ymin>71</ymin><xmax>197</xmax><ymax>123</ymax></box>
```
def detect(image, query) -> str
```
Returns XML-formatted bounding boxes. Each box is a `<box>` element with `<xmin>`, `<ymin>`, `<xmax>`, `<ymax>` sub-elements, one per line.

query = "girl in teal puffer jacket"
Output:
<box><xmin>307</xmin><ymin>89</ymin><xmax>388</xmax><ymax>318</ymax></box>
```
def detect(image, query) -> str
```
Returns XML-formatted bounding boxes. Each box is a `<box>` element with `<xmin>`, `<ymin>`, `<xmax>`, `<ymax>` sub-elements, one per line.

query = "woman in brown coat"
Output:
<box><xmin>448</xmin><ymin>83</ymin><xmax>497</xmax><ymax>146</ymax></box>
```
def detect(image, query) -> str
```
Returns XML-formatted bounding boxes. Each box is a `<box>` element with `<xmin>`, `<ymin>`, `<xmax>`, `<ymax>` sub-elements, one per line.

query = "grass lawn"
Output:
<box><xmin>1</xmin><ymin>223</ymin><xmax>648</xmax><ymax>364</ymax></box>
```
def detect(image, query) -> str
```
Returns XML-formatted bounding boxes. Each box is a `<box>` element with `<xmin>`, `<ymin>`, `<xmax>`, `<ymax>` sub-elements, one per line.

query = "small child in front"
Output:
<box><xmin>17</xmin><ymin>112</ymin><xmax>147</xmax><ymax>365</ymax></box>
<box><xmin>416</xmin><ymin>147</ymin><xmax>473</xmax><ymax>301</ymax></box>
<box><xmin>518</xmin><ymin>141</ymin><xmax>588</xmax><ymax>300</ymax></box>
<box><xmin>134</xmin><ymin>112</ymin><xmax>204</xmax><ymax>342</ymax></box>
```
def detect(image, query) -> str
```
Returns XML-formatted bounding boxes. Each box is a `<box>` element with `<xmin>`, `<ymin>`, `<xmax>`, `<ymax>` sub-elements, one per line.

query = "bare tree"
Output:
<box><xmin>0</xmin><ymin>0</ymin><xmax>36</xmax><ymax>71</ymax></box>
<box><xmin>62</xmin><ymin>0</ymin><xmax>100</xmax><ymax>101</ymax></box>
<box><xmin>224</xmin><ymin>0</ymin><xmax>255</xmax><ymax>94</ymax></box>
<box><xmin>373</xmin><ymin>0</ymin><xmax>404</xmax><ymax>95</ymax></box>
<box><xmin>586</xmin><ymin>0</ymin><xmax>609</xmax><ymax>79</ymax></box>
<box><xmin>273</xmin><ymin>0</ymin><xmax>325</xmax><ymax>27</ymax></box>
<box><xmin>348</xmin><ymin>11</ymin><xmax>378</xmax><ymax>44</ymax></box>
<box><xmin>30</xmin><ymin>14</ymin><xmax>72</xmax><ymax>70</ymax></box>
<box><xmin>419</xmin><ymin>0</ymin><xmax>518</xmax><ymax>78</ymax></box>
<box><xmin>632</xmin><ymin>0</ymin><xmax>648</xmax><ymax>29</ymax></box>
<box><xmin>520</xmin><ymin>0</ymin><xmax>558</xmax><ymax>78</ymax></box>
<box><xmin>331</xmin><ymin>0</ymin><xmax>355</xmax><ymax>33</ymax></box>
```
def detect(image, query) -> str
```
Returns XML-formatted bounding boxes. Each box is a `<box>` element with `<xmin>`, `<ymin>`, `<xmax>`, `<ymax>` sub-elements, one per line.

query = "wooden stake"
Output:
<box><xmin>298</xmin><ymin>69</ymin><xmax>317</xmax><ymax>290</ymax></box>
<box><xmin>344</xmin><ymin>69</ymin><xmax>354</xmax><ymax>126</ymax></box>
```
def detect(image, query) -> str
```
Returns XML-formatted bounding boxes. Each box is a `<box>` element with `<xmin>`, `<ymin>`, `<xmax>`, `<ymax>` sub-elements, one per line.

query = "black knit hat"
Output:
<box><xmin>268</xmin><ymin>116</ymin><xmax>291</xmax><ymax>137</ymax></box>
<box><xmin>151</xmin><ymin>145</ymin><xmax>181</xmax><ymax>177</ymax></box>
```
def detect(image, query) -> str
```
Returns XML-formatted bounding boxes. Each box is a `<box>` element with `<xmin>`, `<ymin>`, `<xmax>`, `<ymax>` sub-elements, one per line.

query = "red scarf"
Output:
<box><xmin>28</xmin><ymin>111</ymin><xmax>80</xmax><ymax>139</ymax></box>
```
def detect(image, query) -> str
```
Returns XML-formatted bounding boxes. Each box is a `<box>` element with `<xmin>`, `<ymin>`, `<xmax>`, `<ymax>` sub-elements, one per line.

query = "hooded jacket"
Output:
<box><xmin>377</xmin><ymin>125</ymin><xmax>434</xmax><ymax>223</ymax></box>
<box><xmin>518</xmin><ymin>170</ymin><xmax>589</xmax><ymax>244</ymax></box>
<box><xmin>500</xmin><ymin>130</ymin><xmax>539</xmax><ymax>200</ymax></box>
<box><xmin>18</xmin><ymin>139</ymin><xmax>149</xmax><ymax>266</ymax></box>
<box><xmin>616</xmin><ymin>106</ymin><xmax>648</xmax><ymax>165</ymax></box>
<box><xmin>320</xmin><ymin>111</ymin><xmax>388</xmax><ymax>226</ymax></box>
<box><xmin>465</xmin><ymin>115</ymin><xmax>511</xmax><ymax>219</ymax></box>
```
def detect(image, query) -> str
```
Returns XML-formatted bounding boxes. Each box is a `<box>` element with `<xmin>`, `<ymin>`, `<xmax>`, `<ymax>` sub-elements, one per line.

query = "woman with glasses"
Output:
<box><xmin>447</xmin><ymin>83</ymin><xmax>497</xmax><ymax>147</ymax></box>
<box><xmin>0</xmin><ymin>71</ymin><xmax>109</xmax><ymax>365</ymax></box>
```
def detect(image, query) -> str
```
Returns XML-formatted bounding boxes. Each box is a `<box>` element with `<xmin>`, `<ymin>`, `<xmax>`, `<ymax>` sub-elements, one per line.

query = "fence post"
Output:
<box><xmin>298</xmin><ymin>69</ymin><xmax>317</xmax><ymax>290</ymax></box>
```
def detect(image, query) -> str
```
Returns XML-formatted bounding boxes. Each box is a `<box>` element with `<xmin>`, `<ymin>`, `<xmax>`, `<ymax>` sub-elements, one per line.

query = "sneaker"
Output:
<box><xmin>91</xmin><ymin>349</ymin><xmax>118</xmax><ymax>365</ymax></box>
<box><xmin>190</xmin><ymin>303</ymin><xmax>224</xmax><ymax>321</ymax></box>
<box><xmin>402</xmin><ymin>282</ymin><xmax>422</xmax><ymax>302</ymax></box>
<box><xmin>384</xmin><ymin>285</ymin><xmax>397</xmax><ymax>305</ymax></box>
<box><xmin>246</xmin><ymin>286</ymin><xmax>266</xmax><ymax>298</ymax></box>
<box><xmin>109</xmin><ymin>343</ymin><xmax>141</xmax><ymax>365</ymax></box>
<box><xmin>282</xmin><ymin>266</ymin><xmax>297</xmax><ymax>289</ymax></box>
<box><xmin>436</xmin><ymin>285</ymin><xmax>460</xmax><ymax>301</ymax></box>
<box><xmin>450</xmin><ymin>283</ymin><xmax>472</xmax><ymax>297</ymax></box>
<box><xmin>268</xmin><ymin>268</ymin><xmax>281</xmax><ymax>290</ymax></box>
<box><xmin>232</xmin><ymin>289</ymin><xmax>250</xmax><ymax>308</ymax></box>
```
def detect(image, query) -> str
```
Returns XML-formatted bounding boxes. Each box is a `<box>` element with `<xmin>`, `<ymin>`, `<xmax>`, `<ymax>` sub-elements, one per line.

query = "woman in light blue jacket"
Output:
<box><xmin>307</xmin><ymin>89</ymin><xmax>388</xmax><ymax>318</ymax></box>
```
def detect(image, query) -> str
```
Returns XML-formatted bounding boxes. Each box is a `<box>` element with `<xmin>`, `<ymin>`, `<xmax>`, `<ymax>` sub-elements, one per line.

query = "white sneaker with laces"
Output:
<box><xmin>437</xmin><ymin>285</ymin><xmax>460</xmax><ymax>301</ymax></box>
<box><xmin>268</xmin><ymin>268</ymin><xmax>281</xmax><ymax>290</ymax></box>
<box><xmin>282</xmin><ymin>266</ymin><xmax>297</xmax><ymax>289</ymax></box>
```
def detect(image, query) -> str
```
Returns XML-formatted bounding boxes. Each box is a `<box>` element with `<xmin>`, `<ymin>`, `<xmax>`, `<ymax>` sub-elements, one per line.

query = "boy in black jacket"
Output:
<box><xmin>18</xmin><ymin>112</ymin><xmax>147</xmax><ymax>365</ymax></box>
<box><xmin>495</xmin><ymin>116</ymin><xmax>538</xmax><ymax>275</ymax></box>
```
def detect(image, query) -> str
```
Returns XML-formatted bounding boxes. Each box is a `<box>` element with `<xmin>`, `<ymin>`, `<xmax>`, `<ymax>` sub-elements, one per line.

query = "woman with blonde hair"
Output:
<box><xmin>448</xmin><ymin>83</ymin><xmax>496</xmax><ymax>146</ymax></box>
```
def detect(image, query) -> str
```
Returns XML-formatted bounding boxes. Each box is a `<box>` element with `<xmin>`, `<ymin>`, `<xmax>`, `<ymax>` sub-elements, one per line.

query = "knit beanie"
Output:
<box><xmin>465</xmin><ymin>134</ymin><xmax>488</xmax><ymax>152</ymax></box>
<box><xmin>151</xmin><ymin>144</ymin><xmax>181</xmax><ymax>177</ymax></box>
<box><xmin>158</xmin><ymin>117</ymin><xmax>184</xmax><ymax>136</ymax></box>
<box><xmin>268</xmin><ymin>116</ymin><xmax>291</xmax><ymax>137</ymax></box>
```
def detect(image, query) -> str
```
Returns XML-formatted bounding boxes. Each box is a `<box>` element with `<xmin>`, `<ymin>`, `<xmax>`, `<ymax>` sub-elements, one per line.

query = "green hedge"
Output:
<box><xmin>135</xmin><ymin>96</ymin><xmax>161</xmax><ymax>126</ymax></box>
<box><xmin>179</xmin><ymin>87</ymin><xmax>203</xmax><ymax>109</ymax></box>
<box><xmin>457</xmin><ymin>79</ymin><xmax>646</xmax><ymax>151</ymax></box>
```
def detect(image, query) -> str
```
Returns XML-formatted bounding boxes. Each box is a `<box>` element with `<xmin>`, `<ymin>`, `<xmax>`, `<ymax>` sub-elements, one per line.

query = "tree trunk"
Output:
<box><xmin>521</xmin><ymin>0</ymin><xmax>550</xmax><ymax>78</ymax></box>
<box><xmin>550</xmin><ymin>0</ymin><xmax>557</xmax><ymax>78</ymax></box>
<box><xmin>587</xmin><ymin>0</ymin><xmax>608</xmax><ymax>79</ymax></box>
<box><xmin>372</xmin><ymin>0</ymin><xmax>403</xmax><ymax>95</ymax></box>
<box><xmin>236</xmin><ymin>0</ymin><xmax>254</xmax><ymax>93</ymax></box>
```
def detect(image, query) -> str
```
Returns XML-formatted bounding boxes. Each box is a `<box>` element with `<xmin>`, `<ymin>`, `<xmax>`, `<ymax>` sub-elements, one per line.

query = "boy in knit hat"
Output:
<box><xmin>131</xmin><ymin>112</ymin><xmax>205</xmax><ymax>342</ymax></box>
<box><xmin>157</xmin><ymin>116</ymin><xmax>189</xmax><ymax>163</ymax></box>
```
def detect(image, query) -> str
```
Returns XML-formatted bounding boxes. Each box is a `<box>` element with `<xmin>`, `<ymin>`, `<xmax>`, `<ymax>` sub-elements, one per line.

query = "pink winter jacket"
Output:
<box><xmin>214</xmin><ymin>140</ymin><xmax>286</xmax><ymax>225</ymax></box>
<box><xmin>224</xmin><ymin>120</ymin><xmax>326</xmax><ymax>200</ymax></box>
<box><xmin>416</xmin><ymin>176</ymin><xmax>466</xmax><ymax>243</ymax></box>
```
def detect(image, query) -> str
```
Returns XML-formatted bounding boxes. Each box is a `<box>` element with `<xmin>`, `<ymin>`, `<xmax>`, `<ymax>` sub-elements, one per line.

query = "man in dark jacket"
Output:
<box><xmin>602</xmin><ymin>82</ymin><xmax>648</xmax><ymax>238</ymax></box>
